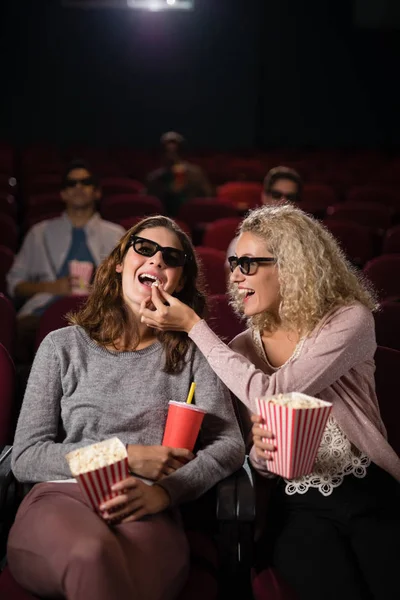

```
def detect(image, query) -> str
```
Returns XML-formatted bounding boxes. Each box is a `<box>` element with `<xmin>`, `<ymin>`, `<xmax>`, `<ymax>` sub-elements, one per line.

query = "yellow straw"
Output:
<box><xmin>186</xmin><ymin>382</ymin><xmax>196</xmax><ymax>404</ymax></box>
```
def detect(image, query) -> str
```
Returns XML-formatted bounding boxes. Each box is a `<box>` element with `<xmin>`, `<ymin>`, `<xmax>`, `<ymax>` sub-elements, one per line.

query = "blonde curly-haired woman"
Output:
<box><xmin>141</xmin><ymin>204</ymin><xmax>400</xmax><ymax>600</ymax></box>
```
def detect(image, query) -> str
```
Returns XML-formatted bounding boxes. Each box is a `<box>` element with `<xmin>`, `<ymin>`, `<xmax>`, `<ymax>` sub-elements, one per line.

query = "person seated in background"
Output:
<box><xmin>140</xmin><ymin>205</ymin><xmax>400</xmax><ymax>600</ymax></box>
<box><xmin>146</xmin><ymin>131</ymin><xmax>213</xmax><ymax>217</ymax></box>
<box><xmin>261</xmin><ymin>165</ymin><xmax>302</xmax><ymax>206</ymax></box>
<box><xmin>7</xmin><ymin>159</ymin><xmax>125</xmax><ymax>363</ymax></box>
<box><xmin>8</xmin><ymin>215</ymin><xmax>244</xmax><ymax>600</ymax></box>
<box><xmin>225</xmin><ymin>165</ymin><xmax>303</xmax><ymax>265</ymax></box>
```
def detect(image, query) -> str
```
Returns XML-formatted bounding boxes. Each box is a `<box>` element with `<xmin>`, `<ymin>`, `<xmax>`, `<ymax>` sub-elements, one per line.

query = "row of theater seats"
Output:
<box><xmin>2</xmin><ymin>217</ymin><xmax>400</xmax><ymax>301</ymax></box>
<box><xmin>2</xmin><ymin>144</ymin><xmax>400</xmax><ymax>184</ymax></box>
<box><xmin>1</xmin><ymin>179</ymin><xmax>400</xmax><ymax>223</ymax></box>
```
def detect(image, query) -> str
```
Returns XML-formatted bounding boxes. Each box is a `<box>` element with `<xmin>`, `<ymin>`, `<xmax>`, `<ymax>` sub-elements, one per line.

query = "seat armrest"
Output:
<box><xmin>216</xmin><ymin>456</ymin><xmax>255</xmax><ymax>522</ymax></box>
<box><xmin>235</xmin><ymin>457</ymin><xmax>255</xmax><ymax>522</ymax></box>
<box><xmin>216</xmin><ymin>471</ymin><xmax>237</xmax><ymax>520</ymax></box>
<box><xmin>0</xmin><ymin>446</ymin><xmax>13</xmax><ymax>499</ymax></box>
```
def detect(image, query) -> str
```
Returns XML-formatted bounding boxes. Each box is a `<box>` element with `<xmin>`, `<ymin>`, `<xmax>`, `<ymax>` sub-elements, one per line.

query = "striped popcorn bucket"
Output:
<box><xmin>75</xmin><ymin>458</ymin><xmax>130</xmax><ymax>512</ymax></box>
<box><xmin>69</xmin><ymin>260</ymin><xmax>93</xmax><ymax>295</ymax></box>
<box><xmin>256</xmin><ymin>393</ymin><xmax>332</xmax><ymax>479</ymax></box>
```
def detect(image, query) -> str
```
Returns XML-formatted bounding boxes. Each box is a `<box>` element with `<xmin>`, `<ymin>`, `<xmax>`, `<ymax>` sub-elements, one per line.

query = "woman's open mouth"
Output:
<box><xmin>238</xmin><ymin>287</ymin><xmax>255</xmax><ymax>302</ymax></box>
<box><xmin>138</xmin><ymin>273</ymin><xmax>162</xmax><ymax>288</ymax></box>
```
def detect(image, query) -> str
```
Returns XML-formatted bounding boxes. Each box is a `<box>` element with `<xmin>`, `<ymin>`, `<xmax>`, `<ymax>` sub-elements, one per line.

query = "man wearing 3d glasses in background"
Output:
<box><xmin>7</xmin><ymin>160</ymin><xmax>125</xmax><ymax>364</ymax></box>
<box><xmin>226</xmin><ymin>165</ymin><xmax>303</xmax><ymax>266</ymax></box>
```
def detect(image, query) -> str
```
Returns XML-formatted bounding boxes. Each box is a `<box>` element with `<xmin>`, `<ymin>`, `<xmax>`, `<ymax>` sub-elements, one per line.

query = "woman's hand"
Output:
<box><xmin>100</xmin><ymin>478</ymin><xmax>171</xmax><ymax>524</ymax></box>
<box><xmin>127</xmin><ymin>444</ymin><xmax>194</xmax><ymax>481</ymax></box>
<box><xmin>251</xmin><ymin>414</ymin><xmax>276</xmax><ymax>461</ymax></box>
<box><xmin>139</xmin><ymin>285</ymin><xmax>201</xmax><ymax>333</ymax></box>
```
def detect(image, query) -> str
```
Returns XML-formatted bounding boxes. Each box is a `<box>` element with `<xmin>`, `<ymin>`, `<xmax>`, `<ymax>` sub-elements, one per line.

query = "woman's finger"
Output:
<box><xmin>167</xmin><ymin>458</ymin><xmax>189</xmax><ymax>471</ymax></box>
<box><xmin>100</xmin><ymin>493</ymin><xmax>130</xmax><ymax>512</ymax></box>
<box><xmin>161</xmin><ymin>466</ymin><xmax>177</xmax><ymax>476</ymax></box>
<box><xmin>153</xmin><ymin>285</ymin><xmax>175</xmax><ymax>304</ymax></box>
<box><xmin>105</xmin><ymin>499</ymin><xmax>144</xmax><ymax>522</ymax></box>
<box><xmin>111</xmin><ymin>477</ymin><xmax>139</xmax><ymax>493</ymax></box>
<box><xmin>150</xmin><ymin>285</ymin><xmax>169</xmax><ymax>310</ymax></box>
<box><xmin>255</xmin><ymin>447</ymin><xmax>274</xmax><ymax>461</ymax></box>
<box><xmin>251</xmin><ymin>414</ymin><xmax>262</xmax><ymax>424</ymax></box>
<box><xmin>252</xmin><ymin>426</ymin><xmax>274</xmax><ymax>439</ymax></box>
<box><xmin>120</xmin><ymin>507</ymin><xmax>147</xmax><ymax>523</ymax></box>
<box><xmin>254</xmin><ymin>438</ymin><xmax>276</xmax><ymax>452</ymax></box>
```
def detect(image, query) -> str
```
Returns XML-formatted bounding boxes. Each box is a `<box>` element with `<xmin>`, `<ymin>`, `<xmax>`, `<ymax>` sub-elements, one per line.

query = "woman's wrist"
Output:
<box><xmin>153</xmin><ymin>483</ymin><xmax>172</xmax><ymax>510</ymax></box>
<box><xmin>185</xmin><ymin>312</ymin><xmax>201</xmax><ymax>333</ymax></box>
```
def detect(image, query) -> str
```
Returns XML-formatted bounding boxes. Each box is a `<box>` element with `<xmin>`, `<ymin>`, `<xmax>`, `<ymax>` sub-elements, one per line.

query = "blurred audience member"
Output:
<box><xmin>7</xmin><ymin>160</ymin><xmax>125</xmax><ymax>364</ymax></box>
<box><xmin>226</xmin><ymin>166</ymin><xmax>303</xmax><ymax>264</ymax></box>
<box><xmin>146</xmin><ymin>131</ymin><xmax>213</xmax><ymax>216</ymax></box>
<box><xmin>262</xmin><ymin>166</ymin><xmax>302</xmax><ymax>206</ymax></box>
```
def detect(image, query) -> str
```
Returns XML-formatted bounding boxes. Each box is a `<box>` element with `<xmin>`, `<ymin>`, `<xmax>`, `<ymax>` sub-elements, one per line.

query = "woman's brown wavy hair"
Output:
<box><xmin>69</xmin><ymin>216</ymin><xmax>207</xmax><ymax>374</ymax></box>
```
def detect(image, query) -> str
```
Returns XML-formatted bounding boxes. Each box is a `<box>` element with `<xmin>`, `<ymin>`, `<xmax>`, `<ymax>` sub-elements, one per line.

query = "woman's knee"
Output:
<box><xmin>68</xmin><ymin>529</ymin><xmax>122</xmax><ymax>569</ymax></box>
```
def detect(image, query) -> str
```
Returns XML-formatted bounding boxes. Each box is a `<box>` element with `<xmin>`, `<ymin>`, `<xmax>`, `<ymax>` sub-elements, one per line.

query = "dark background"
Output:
<box><xmin>1</xmin><ymin>0</ymin><xmax>400</xmax><ymax>150</ymax></box>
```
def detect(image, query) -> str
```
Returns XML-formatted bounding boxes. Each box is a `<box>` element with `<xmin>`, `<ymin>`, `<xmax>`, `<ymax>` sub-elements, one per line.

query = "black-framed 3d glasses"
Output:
<box><xmin>228</xmin><ymin>255</ymin><xmax>276</xmax><ymax>275</ymax></box>
<box><xmin>128</xmin><ymin>235</ymin><xmax>187</xmax><ymax>268</ymax></box>
<box><xmin>269</xmin><ymin>189</ymin><xmax>298</xmax><ymax>203</ymax></box>
<box><xmin>64</xmin><ymin>176</ymin><xmax>96</xmax><ymax>188</ymax></box>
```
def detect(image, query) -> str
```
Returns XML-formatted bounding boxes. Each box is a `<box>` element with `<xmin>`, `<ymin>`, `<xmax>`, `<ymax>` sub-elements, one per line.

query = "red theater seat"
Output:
<box><xmin>195</xmin><ymin>247</ymin><xmax>227</xmax><ymax>295</ymax></box>
<box><xmin>203</xmin><ymin>218</ymin><xmax>242</xmax><ymax>252</ymax></box>
<box><xmin>101</xmin><ymin>194</ymin><xmax>164</xmax><ymax>222</ymax></box>
<box><xmin>363</xmin><ymin>255</ymin><xmax>400</xmax><ymax>301</ymax></box>
<box><xmin>0</xmin><ymin>294</ymin><xmax>16</xmax><ymax>356</ymax></box>
<box><xmin>35</xmin><ymin>295</ymin><xmax>89</xmax><ymax>351</ymax></box>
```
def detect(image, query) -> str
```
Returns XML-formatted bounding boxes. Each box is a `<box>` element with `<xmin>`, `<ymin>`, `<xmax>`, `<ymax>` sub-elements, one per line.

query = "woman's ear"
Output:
<box><xmin>116</xmin><ymin>264</ymin><xmax>123</xmax><ymax>273</ymax></box>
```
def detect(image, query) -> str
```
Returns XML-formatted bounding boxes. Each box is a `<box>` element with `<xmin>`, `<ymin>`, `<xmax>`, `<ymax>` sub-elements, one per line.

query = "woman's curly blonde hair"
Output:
<box><xmin>230</xmin><ymin>204</ymin><xmax>378</xmax><ymax>336</ymax></box>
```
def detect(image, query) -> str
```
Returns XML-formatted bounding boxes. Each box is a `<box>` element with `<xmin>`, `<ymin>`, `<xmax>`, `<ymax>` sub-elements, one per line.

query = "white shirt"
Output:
<box><xmin>7</xmin><ymin>212</ymin><xmax>125</xmax><ymax>317</ymax></box>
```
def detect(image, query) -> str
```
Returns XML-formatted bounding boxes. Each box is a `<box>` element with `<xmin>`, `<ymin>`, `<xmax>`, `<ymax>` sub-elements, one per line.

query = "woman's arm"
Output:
<box><xmin>155</xmin><ymin>349</ymin><xmax>245</xmax><ymax>506</ymax></box>
<box><xmin>12</xmin><ymin>335</ymin><xmax>90</xmax><ymax>482</ymax></box>
<box><xmin>189</xmin><ymin>304</ymin><xmax>376</xmax><ymax>412</ymax></box>
<box><xmin>140</xmin><ymin>290</ymin><xmax>376</xmax><ymax>414</ymax></box>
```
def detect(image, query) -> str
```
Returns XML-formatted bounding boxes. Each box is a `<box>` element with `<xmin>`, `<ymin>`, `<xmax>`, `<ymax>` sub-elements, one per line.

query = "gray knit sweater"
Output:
<box><xmin>12</xmin><ymin>326</ymin><xmax>245</xmax><ymax>505</ymax></box>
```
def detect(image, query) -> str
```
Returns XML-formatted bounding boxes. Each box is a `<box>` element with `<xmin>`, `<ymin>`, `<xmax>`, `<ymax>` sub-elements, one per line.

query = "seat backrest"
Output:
<box><xmin>326</xmin><ymin>202</ymin><xmax>393</xmax><ymax>230</ymax></box>
<box><xmin>101</xmin><ymin>178</ymin><xmax>145</xmax><ymax>196</ymax></box>
<box><xmin>0</xmin><ymin>342</ymin><xmax>15</xmax><ymax>446</ymax></box>
<box><xmin>35</xmin><ymin>295</ymin><xmax>89</xmax><ymax>351</ymax></box>
<box><xmin>374</xmin><ymin>302</ymin><xmax>400</xmax><ymax>352</ymax></box>
<box><xmin>0</xmin><ymin>245</ymin><xmax>14</xmax><ymax>293</ymax></box>
<box><xmin>302</xmin><ymin>183</ymin><xmax>337</xmax><ymax>206</ymax></box>
<box><xmin>195</xmin><ymin>247</ymin><xmax>227</xmax><ymax>295</ymax></box>
<box><xmin>346</xmin><ymin>185</ymin><xmax>399</xmax><ymax>207</ymax></box>
<box><xmin>216</xmin><ymin>182</ymin><xmax>263</xmax><ymax>210</ymax></box>
<box><xmin>0</xmin><ymin>293</ymin><xmax>16</xmax><ymax>355</ymax></box>
<box><xmin>363</xmin><ymin>255</ymin><xmax>400</xmax><ymax>300</ymax></box>
<box><xmin>0</xmin><ymin>214</ymin><xmax>18</xmax><ymax>252</ymax></box>
<box><xmin>323</xmin><ymin>219</ymin><xmax>376</xmax><ymax>266</ymax></box>
<box><xmin>382</xmin><ymin>225</ymin><xmax>400</xmax><ymax>255</ymax></box>
<box><xmin>206</xmin><ymin>294</ymin><xmax>246</xmax><ymax>342</ymax></box>
<box><xmin>0</xmin><ymin>194</ymin><xmax>17</xmax><ymax>220</ymax></box>
<box><xmin>177</xmin><ymin>199</ymin><xmax>238</xmax><ymax>228</ymax></box>
<box><xmin>374</xmin><ymin>346</ymin><xmax>400</xmax><ymax>456</ymax></box>
<box><xmin>27</xmin><ymin>192</ymin><xmax>63</xmax><ymax>208</ymax></box>
<box><xmin>117</xmin><ymin>216</ymin><xmax>191</xmax><ymax>239</ymax></box>
<box><xmin>100</xmin><ymin>194</ymin><xmax>164</xmax><ymax>221</ymax></box>
<box><xmin>203</xmin><ymin>218</ymin><xmax>242</xmax><ymax>252</ymax></box>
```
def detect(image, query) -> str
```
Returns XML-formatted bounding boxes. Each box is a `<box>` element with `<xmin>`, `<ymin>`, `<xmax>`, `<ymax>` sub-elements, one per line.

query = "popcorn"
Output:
<box><xmin>267</xmin><ymin>393</ymin><xmax>325</xmax><ymax>409</ymax></box>
<box><xmin>256</xmin><ymin>393</ymin><xmax>332</xmax><ymax>479</ymax></box>
<box><xmin>66</xmin><ymin>438</ymin><xmax>129</xmax><ymax>512</ymax></box>
<box><xmin>151</xmin><ymin>280</ymin><xmax>160</xmax><ymax>288</ymax></box>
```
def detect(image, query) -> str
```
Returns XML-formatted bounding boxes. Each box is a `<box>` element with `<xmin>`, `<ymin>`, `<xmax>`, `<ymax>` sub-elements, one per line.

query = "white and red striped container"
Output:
<box><xmin>75</xmin><ymin>458</ymin><xmax>130</xmax><ymax>512</ymax></box>
<box><xmin>256</xmin><ymin>393</ymin><xmax>332</xmax><ymax>479</ymax></box>
<box><xmin>66</xmin><ymin>438</ymin><xmax>130</xmax><ymax>512</ymax></box>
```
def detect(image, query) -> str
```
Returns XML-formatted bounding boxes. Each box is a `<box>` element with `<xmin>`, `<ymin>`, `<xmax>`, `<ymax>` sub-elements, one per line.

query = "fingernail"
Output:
<box><xmin>140</xmin><ymin>316</ymin><xmax>144</xmax><ymax>322</ymax></box>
